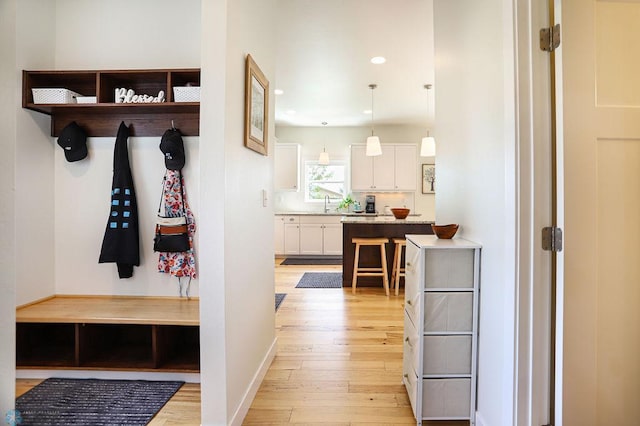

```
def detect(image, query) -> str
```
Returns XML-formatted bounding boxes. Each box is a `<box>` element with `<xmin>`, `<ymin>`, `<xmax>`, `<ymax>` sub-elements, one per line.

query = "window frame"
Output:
<box><xmin>303</xmin><ymin>160</ymin><xmax>347</xmax><ymax>203</ymax></box>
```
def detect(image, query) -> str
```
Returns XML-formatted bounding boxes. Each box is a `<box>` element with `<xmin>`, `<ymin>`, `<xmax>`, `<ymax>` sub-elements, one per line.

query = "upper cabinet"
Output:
<box><xmin>274</xmin><ymin>143</ymin><xmax>300</xmax><ymax>191</ymax></box>
<box><xmin>351</xmin><ymin>144</ymin><xmax>417</xmax><ymax>191</ymax></box>
<box><xmin>22</xmin><ymin>69</ymin><xmax>200</xmax><ymax>137</ymax></box>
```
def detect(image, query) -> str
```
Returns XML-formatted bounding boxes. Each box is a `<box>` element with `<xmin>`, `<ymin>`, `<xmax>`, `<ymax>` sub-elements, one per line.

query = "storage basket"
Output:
<box><xmin>76</xmin><ymin>96</ymin><xmax>97</xmax><ymax>104</ymax></box>
<box><xmin>173</xmin><ymin>86</ymin><xmax>200</xmax><ymax>102</ymax></box>
<box><xmin>32</xmin><ymin>88</ymin><xmax>82</xmax><ymax>104</ymax></box>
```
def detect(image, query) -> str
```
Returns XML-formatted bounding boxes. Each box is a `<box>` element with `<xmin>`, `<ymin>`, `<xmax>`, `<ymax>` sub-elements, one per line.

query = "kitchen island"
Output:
<box><xmin>341</xmin><ymin>216</ymin><xmax>434</xmax><ymax>288</ymax></box>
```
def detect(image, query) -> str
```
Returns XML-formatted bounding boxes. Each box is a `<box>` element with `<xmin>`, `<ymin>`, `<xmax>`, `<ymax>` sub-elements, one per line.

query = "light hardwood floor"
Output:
<box><xmin>17</xmin><ymin>260</ymin><xmax>468</xmax><ymax>425</ymax></box>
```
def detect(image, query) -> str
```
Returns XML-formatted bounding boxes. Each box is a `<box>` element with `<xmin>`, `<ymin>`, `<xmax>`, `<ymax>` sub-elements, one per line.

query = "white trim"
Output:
<box><xmin>229</xmin><ymin>337</ymin><xmax>277</xmax><ymax>426</ymax></box>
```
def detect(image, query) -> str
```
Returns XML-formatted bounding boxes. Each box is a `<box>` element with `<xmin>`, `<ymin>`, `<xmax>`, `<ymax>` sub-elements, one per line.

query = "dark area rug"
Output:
<box><xmin>281</xmin><ymin>257</ymin><xmax>342</xmax><ymax>265</ymax></box>
<box><xmin>15</xmin><ymin>378</ymin><xmax>183</xmax><ymax>425</ymax></box>
<box><xmin>275</xmin><ymin>293</ymin><xmax>286</xmax><ymax>311</ymax></box>
<box><xmin>295</xmin><ymin>272</ymin><xmax>343</xmax><ymax>288</ymax></box>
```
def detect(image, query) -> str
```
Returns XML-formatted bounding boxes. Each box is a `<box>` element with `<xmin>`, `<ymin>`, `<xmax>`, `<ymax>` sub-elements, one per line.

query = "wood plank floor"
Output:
<box><xmin>17</xmin><ymin>260</ymin><xmax>469</xmax><ymax>425</ymax></box>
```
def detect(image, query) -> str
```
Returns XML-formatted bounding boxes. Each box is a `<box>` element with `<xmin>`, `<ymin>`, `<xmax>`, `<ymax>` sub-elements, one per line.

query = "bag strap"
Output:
<box><xmin>157</xmin><ymin>170</ymin><xmax>186</xmax><ymax>217</ymax></box>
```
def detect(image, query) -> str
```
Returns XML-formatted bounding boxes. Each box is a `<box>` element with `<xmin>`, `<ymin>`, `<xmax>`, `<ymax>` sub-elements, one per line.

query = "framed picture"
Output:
<box><xmin>422</xmin><ymin>164</ymin><xmax>435</xmax><ymax>194</ymax></box>
<box><xmin>244</xmin><ymin>54</ymin><xmax>269</xmax><ymax>156</ymax></box>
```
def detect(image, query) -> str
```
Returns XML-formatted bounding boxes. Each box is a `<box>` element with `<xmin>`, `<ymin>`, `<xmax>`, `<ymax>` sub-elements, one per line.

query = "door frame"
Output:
<box><xmin>513</xmin><ymin>0</ymin><xmax>564</xmax><ymax>424</ymax></box>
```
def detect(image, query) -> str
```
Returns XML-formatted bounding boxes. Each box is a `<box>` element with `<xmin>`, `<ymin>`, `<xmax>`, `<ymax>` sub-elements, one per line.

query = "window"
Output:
<box><xmin>304</xmin><ymin>161</ymin><xmax>346</xmax><ymax>202</ymax></box>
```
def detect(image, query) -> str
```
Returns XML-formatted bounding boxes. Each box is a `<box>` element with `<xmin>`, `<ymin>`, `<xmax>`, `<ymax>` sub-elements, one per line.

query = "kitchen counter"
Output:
<box><xmin>342</xmin><ymin>220</ymin><xmax>434</xmax><ymax>288</ymax></box>
<box><xmin>341</xmin><ymin>216</ymin><xmax>432</xmax><ymax>224</ymax></box>
<box><xmin>275</xmin><ymin>212</ymin><xmax>424</xmax><ymax>218</ymax></box>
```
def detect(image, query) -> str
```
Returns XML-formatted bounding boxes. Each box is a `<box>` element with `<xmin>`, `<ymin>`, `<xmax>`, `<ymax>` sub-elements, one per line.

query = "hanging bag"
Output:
<box><xmin>153</xmin><ymin>171</ymin><xmax>190</xmax><ymax>253</ymax></box>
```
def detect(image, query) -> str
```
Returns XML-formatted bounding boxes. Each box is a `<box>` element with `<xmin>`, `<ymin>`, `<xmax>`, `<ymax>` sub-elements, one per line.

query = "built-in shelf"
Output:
<box><xmin>22</xmin><ymin>69</ymin><xmax>200</xmax><ymax>137</ymax></box>
<box><xmin>16</xmin><ymin>296</ymin><xmax>200</xmax><ymax>372</ymax></box>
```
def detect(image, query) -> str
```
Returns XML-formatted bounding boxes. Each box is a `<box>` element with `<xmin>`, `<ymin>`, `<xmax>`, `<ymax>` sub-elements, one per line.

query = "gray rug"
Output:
<box><xmin>275</xmin><ymin>293</ymin><xmax>286</xmax><ymax>311</ymax></box>
<box><xmin>281</xmin><ymin>257</ymin><xmax>342</xmax><ymax>265</ymax></box>
<box><xmin>15</xmin><ymin>378</ymin><xmax>183</xmax><ymax>425</ymax></box>
<box><xmin>295</xmin><ymin>272</ymin><xmax>343</xmax><ymax>288</ymax></box>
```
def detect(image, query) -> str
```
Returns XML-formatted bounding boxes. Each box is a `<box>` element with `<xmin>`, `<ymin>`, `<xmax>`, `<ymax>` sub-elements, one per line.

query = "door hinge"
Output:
<box><xmin>540</xmin><ymin>24</ymin><xmax>561</xmax><ymax>52</ymax></box>
<box><xmin>542</xmin><ymin>226</ymin><xmax>563</xmax><ymax>252</ymax></box>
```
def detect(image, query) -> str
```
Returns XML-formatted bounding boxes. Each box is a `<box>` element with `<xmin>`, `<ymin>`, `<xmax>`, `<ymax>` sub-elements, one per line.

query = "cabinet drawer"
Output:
<box><xmin>402</xmin><ymin>357</ymin><xmax>418</xmax><ymax>417</ymax></box>
<box><xmin>424</xmin><ymin>293</ymin><xmax>473</xmax><ymax>332</ymax></box>
<box><xmin>422</xmin><ymin>378</ymin><xmax>471</xmax><ymax>419</ymax></box>
<box><xmin>423</xmin><ymin>335</ymin><xmax>472</xmax><ymax>375</ymax></box>
<box><xmin>403</xmin><ymin>313</ymin><xmax>420</xmax><ymax>374</ymax></box>
<box><xmin>405</xmin><ymin>290</ymin><xmax>421</xmax><ymax>327</ymax></box>
<box><xmin>280</xmin><ymin>215</ymin><xmax>299</xmax><ymax>223</ymax></box>
<box><xmin>299</xmin><ymin>215</ymin><xmax>342</xmax><ymax>224</ymax></box>
<box><xmin>425</xmin><ymin>249</ymin><xmax>475</xmax><ymax>289</ymax></box>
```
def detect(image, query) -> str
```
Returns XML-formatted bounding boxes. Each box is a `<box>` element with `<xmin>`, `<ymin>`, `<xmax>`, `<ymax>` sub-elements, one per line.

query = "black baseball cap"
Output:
<box><xmin>160</xmin><ymin>128</ymin><xmax>185</xmax><ymax>170</ymax></box>
<box><xmin>57</xmin><ymin>121</ymin><xmax>88</xmax><ymax>162</ymax></box>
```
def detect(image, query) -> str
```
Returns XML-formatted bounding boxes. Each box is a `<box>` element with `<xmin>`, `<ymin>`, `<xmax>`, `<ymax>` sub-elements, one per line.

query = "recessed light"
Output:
<box><xmin>363</xmin><ymin>110</ymin><xmax>372</xmax><ymax>114</ymax></box>
<box><xmin>370</xmin><ymin>56</ymin><xmax>386</xmax><ymax>64</ymax></box>
<box><xmin>274</xmin><ymin>89</ymin><xmax>284</xmax><ymax>95</ymax></box>
<box><xmin>286</xmin><ymin>110</ymin><xmax>296</xmax><ymax>115</ymax></box>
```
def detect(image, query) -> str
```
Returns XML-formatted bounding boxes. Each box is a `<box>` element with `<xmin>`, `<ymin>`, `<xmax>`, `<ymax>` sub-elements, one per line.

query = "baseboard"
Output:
<box><xmin>229</xmin><ymin>337</ymin><xmax>277</xmax><ymax>426</ymax></box>
<box><xmin>475</xmin><ymin>410</ymin><xmax>487</xmax><ymax>426</ymax></box>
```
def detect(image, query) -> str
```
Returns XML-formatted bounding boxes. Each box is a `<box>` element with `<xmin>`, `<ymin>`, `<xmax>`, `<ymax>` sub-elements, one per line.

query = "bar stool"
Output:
<box><xmin>351</xmin><ymin>237</ymin><xmax>390</xmax><ymax>296</ymax></box>
<box><xmin>391</xmin><ymin>238</ymin><xmax>407</xmax><ymax>296</ymax></box>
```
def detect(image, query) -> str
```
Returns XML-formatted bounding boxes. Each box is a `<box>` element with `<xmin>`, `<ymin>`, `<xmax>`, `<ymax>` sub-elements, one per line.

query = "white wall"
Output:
<box><xmin>47</xmin><ymin>0</ymin><xmax>202</xmax><ymax>298</ymax></box>
<box><xmin>0</xmin><ymin>0</ymin><xmax>18</xmax><ymax>415</ymax></box>
<box><xmin>275</xmin><ymin>124</ymin><xmax>436</xmax><ymax>219</ymax></box>
<box><xmin>199</xmin><ymin>0</ymin><xmax>278</xmax><ymax>424</ymax></box>
<box><xmin>434</xmin><ymin>1</ymin><xmax>516</xmax><ymax>425</ymax></box>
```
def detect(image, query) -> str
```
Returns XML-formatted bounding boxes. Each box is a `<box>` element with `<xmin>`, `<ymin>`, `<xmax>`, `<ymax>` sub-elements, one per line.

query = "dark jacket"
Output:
<box><xmin>98</xmin><ymin>122</ymin><xmax>140</xmax><ymax>278</ymax></box>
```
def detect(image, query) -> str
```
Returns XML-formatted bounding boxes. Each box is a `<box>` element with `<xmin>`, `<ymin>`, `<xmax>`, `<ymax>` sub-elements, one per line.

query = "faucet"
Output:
<box><xmin>324</xmin><ymin>195</ymin><xmax>331</xmax><ymax>213</ymax></box>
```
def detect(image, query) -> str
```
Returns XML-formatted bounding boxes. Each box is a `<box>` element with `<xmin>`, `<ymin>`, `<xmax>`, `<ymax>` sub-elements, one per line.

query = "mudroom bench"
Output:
<box><xmin>16</xmin><ymin>295</ymin><xmax>200</xmax><ymax>372</ymax></box>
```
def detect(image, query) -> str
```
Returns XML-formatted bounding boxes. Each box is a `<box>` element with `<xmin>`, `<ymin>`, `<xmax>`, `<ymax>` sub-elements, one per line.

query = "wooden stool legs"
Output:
<box><xmin>351</xmin><ymin>237</ymin><xmax>390</xmax><ymax>296</ymax></box>
<box><xmin>391</xmin><ymin>238</ymin><xmax>407</xmax><ymax>296</ymax></box>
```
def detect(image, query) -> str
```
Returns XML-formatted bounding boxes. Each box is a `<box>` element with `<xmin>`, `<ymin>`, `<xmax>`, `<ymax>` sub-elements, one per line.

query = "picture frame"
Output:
<box><xmin>244</xmin><ymin>54</ymin><xmax>269</xmax><ymax>156</ymax></box>
<box><xmin>422</xmin><ymin>163</ymin><xmax>435</xmax><ymax>194</ymax></box>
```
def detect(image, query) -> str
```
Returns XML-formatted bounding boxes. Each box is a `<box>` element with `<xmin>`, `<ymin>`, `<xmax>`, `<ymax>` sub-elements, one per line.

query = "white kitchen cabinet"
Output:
<box><xmin>275</xmin><ymin>144</ymin><xmax>300</xmax><ymax>191</ymax></box>
<box><xmin>274</xmin><ymin>216</ymin><xmax>285</xmax><ymax>255</ymax></box>
<box><xmin>350</xmin><ymin>144</ymin><xmax>416</xmax><ymax>191</ymax></box>
<box><xmin>322</xmin><ymin>223</ymin><xmax>343</xmax><ymax>255</ymax></box>
<box><xmin>299</xmin><ymin>224</ymin><xmax>324</xmax><ymax>255</ymax></box>
<box><xmin>297</xmin><ymin>215</ymin><xmax>343</xmax><ymax>256</ymax></box>
<box><xmin>394</xmin><ymin>145</ymin><xmax>417</xmax><ymax>190</ymax></box>
<box><xmin>403</xmin><ymin>235</ymin><xmax>480</xmax><ymax>425</ymax></box>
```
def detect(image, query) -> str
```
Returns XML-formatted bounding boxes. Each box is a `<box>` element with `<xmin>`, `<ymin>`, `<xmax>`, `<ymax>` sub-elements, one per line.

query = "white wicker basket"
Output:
<box><xmin>32</xmin><ymin>88</ymin><xmax>82</xmax><ymax>104</ymax></box>
<box><xmin>173</xmin><ymin>86</ymin><xmax>200</xmax><ymax>102</ymax></box>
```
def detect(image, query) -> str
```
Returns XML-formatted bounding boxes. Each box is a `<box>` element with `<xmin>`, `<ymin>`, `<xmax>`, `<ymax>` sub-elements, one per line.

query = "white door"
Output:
<box><xmin>274</xmin><ymin>144</ymin><xmax>300</xmax><ymax>191</ymax></box>
<box><xmin>283</xmin><ymin>223</ymin><xmax>300</xmax><ymax>255</ymax></box>
<box><xmin>274</xmin><ymin>216</ymin><xmax>285</xmax><ymax>255</ymax></box>
<box><xmin>299</xmin><ymin>224</ymin><xmax>323</xmax><ymax>255</ymax></box>
<box><xmin>394</xmin><ymin>145</ymin><xmax>417</xmax><ymax>191</ymax></box>
<box><xmin>372</xmin><ymin>145</ymin><xmax>395</xmax><ymax>190</ymax></box>
<box><xmin>561</xmin><ymin>1</ymin><xmax>640</xmax><ymax>425</ymax></box>
<box><xmin>322</xmin><ymin>224</ymin><xmax>342</xmax><ymax>255</ymax></box>
<box><xmin>350</xmin><ymin>145</ymin><xmax>373</xmax><ymax>191</ymax></box>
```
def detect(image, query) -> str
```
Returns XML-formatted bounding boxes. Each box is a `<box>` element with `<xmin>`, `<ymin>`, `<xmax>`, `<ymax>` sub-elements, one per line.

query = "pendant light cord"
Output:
<box><xmin>369</xmin><ymin>84</ymin><xmax>377</xmax><ymax>136</ymax></box>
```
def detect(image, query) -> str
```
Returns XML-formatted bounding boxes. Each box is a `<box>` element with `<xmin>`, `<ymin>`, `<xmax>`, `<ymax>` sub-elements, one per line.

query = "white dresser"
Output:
<box><xmin>403</xmin><ymin>234</ymin><xmax>481</xmax><ymax>425</ymax></box>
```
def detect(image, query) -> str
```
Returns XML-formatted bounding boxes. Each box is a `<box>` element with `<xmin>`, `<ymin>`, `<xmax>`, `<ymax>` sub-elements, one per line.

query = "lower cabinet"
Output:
<box><xmin>275</xmin><ymin>215</ymin><xmax>343</xmax><ymax>256</ymax></box>
<box><xmin>403</xmin><ymin>235</ymin><xmax>480</xmax><ymax>424</ymax></box>
<box><xmin>16</xmin><ymin>322</ymin><xmax>200</xmax><ymax>372</ymax></box>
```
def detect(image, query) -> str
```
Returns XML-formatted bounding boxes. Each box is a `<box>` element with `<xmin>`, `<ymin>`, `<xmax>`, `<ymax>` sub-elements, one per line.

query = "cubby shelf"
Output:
<box><xmin>16</xmin><ymin>296</ymin><xmax>200</xmax><ymax>373</ymax></box>
<box><xmin>22</xmin><ymin>69</ymin><xmax>200</xmax><ymax>137</ymax></box>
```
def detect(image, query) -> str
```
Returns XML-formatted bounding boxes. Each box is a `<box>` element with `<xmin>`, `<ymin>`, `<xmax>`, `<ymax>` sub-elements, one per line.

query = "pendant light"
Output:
<box><xmin>420</xmin><ymin>84</ymin><xmax>436</xmax><ymax>157</ymax></box>
<box><xmin>318</xmin><ymin>121</ymin><xmax>330</xmax><ymax>165</ymax></box>
<box><xmin>366</xmin><ymin>84</ymin><xmax>382</xmax><ymax>156</ymax></box>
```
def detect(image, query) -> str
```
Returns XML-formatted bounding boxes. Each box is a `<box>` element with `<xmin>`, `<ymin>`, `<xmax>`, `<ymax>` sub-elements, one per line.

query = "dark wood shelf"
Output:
<box><xmin>22</xmin><ymin>69</ymin><xmax>200</xmax><ymax>137</ymax></box>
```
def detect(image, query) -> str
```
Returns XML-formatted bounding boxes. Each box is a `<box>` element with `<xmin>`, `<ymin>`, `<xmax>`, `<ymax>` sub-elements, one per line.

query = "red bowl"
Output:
<box><xmin>431</xmin><ymin>224</ymin><xmax>459</xmax><ymax>239</ymax></box>
<box><xmin>391</xmin><ymin>208</ymin><xmax>410</xmax><ymax>219</ymax></box>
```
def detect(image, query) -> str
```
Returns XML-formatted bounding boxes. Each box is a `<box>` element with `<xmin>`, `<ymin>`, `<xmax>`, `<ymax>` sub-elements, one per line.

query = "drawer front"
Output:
<box><xmin>279</xmin><ymin>215</ymin><xmax>300</xmax><ymax>224</ymax></box>
<box><xmin>405</xmin><ymin>290</ymin><xmax>421</xmax><ymax>327</ymax></box>
<box><xmin>425</xmin><ymin>248</ymin><xmax>475</xmax><ymax>289</ymax></box>
<box><xmin>423</xmin><ymin>335</ymin><xmax>472</xmax><ymax>375</ymax></box>
<box><xmin>404</xmin><ymin>242</ymin><xmax>421</xmax><ymax>301</ymax></box>
<box><xmin>424</xmin><ymin>292</ymin><xmax>473</xmax><ymax>332</ymax></box>
<box><xmin>299</xmin><ymin>215</ymin><xmax>342</xmax><ymax>224</ymax></box>
<box><xmin>402</xmin><ymin>355</ymin><xmax>418</xmax><ymax>418</ymax></box>
<box><xmin>422</xmin><ymin>378</ymin><xmax>471</xmax><ymax>419</ymax></box>
<box><xmin>403</xmin><ymin>313</ymin><xmax>420</xmax><ymax>375</ymax></box>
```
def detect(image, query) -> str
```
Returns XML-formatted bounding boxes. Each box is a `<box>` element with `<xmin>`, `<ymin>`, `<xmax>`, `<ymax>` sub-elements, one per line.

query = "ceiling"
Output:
<box><xmin>274</xmin><ymin>0</ymin><xmax>435</xmax><ymax>128</ymax></box>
